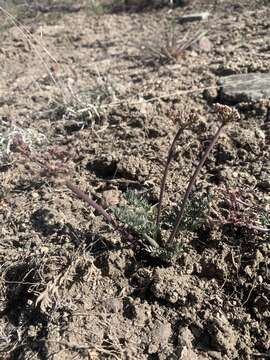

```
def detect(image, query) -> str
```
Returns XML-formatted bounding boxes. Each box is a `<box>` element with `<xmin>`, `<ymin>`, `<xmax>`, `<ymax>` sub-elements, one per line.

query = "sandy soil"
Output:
<box><xmin>0</xmin><ymin>1</ymin><xmax>269</xmax><ymax>359</ymax></box>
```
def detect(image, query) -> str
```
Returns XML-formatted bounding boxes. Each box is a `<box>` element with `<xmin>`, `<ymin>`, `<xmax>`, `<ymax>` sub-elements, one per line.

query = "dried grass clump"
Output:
<box><xmin>49</xmin><ymin>74</ymin><xmax>123</xmax><ymax>129</ymax></box>
<box><xmin>36</xmin><ymin>251</ymin><xmax>98</xmax><ymax>313</ymax></box>
<box><xmin>143</xmin><ymin>26</ymin><xmax>207</xmax><ymax>65</ymax></box>
<box><xmin>0</xmin><ymin>242</ymin><xmax>105</xmax><ymax>358</ymax></box>
<box><xmin>0</xmin><ymin>123</ymin><xmax>47</xmax><ymax>165</ymax></box>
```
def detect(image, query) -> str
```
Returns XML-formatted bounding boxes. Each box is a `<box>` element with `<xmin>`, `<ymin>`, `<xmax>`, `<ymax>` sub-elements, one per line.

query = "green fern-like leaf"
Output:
<box><xmin>112</xmin><ymin>190</ymin><xmax>157</xmax><ymax>239</ymax></box>
<box><xmin>258</xmin><ymin>208</ymin><xmax>270</xmax><ymax>227</ymax></box>
<box><xmin>162</xmin><ymin>193</ymin><xmax>209</xmax><ymax>232</ymax></box>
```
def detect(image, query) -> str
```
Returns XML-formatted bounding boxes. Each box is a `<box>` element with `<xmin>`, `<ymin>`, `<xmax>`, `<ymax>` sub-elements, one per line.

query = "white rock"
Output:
<box><xmin>179</xmin><ymin>12</ymin><xmax>210</xmax><ymax>23</ymax></box>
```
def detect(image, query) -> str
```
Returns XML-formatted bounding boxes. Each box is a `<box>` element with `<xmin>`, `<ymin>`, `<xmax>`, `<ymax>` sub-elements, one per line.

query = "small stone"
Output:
<box><xmin>198</xmin><ymin>36</ymin><xmax>212</xmax><ymax>52</ymax></box>
<box><xmin>179</xmin><ymin>12</ymin><xmax>210</xmax><ymax>22</ymax></box>
<box><xmin>244</xmin><ymin>266</ymin><xmax>253</xmax><ymax>278</ymax></box>
<box><xmin>102</xmin><ymin>189</ymin><xmax>121</xmax><ymax>208</ymax></box>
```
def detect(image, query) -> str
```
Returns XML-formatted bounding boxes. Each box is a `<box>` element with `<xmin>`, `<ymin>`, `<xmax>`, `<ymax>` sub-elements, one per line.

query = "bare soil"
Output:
<box><xmin>0</xmin><ymin>1</ymin><xmax>269</xmax><ymax>359</ymax></box>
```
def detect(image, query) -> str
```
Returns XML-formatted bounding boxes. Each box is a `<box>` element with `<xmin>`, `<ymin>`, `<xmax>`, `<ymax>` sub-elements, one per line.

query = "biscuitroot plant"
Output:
<box><xmin>164</xmin><ymin>104</ymin><xmax>240</xmax><ymax>245</ymax></box>
<box><xmin>12</xmin><ymin>104</ymin><xmax>258</xmax><ymax>255</ymax></box>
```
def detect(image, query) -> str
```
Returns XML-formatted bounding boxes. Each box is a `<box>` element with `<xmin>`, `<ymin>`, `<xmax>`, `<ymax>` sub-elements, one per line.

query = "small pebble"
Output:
<box><xmin>179</xmin><ymin>12</ymin><xmax>210</xmax><ymax>23</ymax></box>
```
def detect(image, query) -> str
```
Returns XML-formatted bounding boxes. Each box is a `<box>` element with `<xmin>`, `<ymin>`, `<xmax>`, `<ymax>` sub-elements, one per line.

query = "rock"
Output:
<box><xmin>179</xmin><ymin>12</ymin><xmax>210</xmax><ymax>23</ymax></box>
<box><xmin>198</xmin><ymin>36</ymin><xmax>212</xmax><ymax>52</ymax></box>
<box><xmin>219</xmin><ymin>73</ymin><xmax>270</xmax><ymax>104</ymax></box>
<box><xmin>102</xmin><ymin>189</ymin><xmax>121</xmax><ymax>208</ymax></box>
<box><xmin>178</xmin><ymin>327</ymin><xmax>194</xmax><ymax>349</ymax></box>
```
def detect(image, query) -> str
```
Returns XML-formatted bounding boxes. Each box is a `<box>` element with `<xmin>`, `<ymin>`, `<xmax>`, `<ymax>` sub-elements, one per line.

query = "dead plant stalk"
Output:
<box><xmin>17</xmin><ymin>143</ymin><xmax>160</xmax><ymax>248</ymax></box>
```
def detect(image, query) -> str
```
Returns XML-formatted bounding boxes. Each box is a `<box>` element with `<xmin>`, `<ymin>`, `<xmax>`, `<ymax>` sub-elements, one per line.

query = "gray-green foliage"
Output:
<box><xmin>258</xmin><ymin>208</ymin><xmax>270</xmax><ymax>228</ymax></box>
<box><xmin>163</xmin><ymin>193</ymin><xmax>209</xmax><ymax>233</ymax></box>
<box><xmin>112</xmin><ymin>190</ymin><xmax>157</xmax><ymax>239</ymax></box>
<box><xmin>112</xmin><ymin>191</ymin><xmax>209</xmax><ymax>254</ymax></box>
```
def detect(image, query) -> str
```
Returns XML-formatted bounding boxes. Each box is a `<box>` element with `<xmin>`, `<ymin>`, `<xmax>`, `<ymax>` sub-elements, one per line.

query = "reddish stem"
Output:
<box><xmin>65</xmin><ymin>180</ymin><xmax>134</xmax><ymax>240</ymax></box>
<box><xmin>65</xmin><ymin>180</ymin><xmax>160</xmax><ymax>247</ymax></box>
<box><xmin>168</xmin><ymin>122</ymin><xmax>225</xmax><ymax>244</ymax></box>
<box><xmin>156</xmin><ymin>123</ymin><xmax>187</xmax><ymax>229</ymax></box>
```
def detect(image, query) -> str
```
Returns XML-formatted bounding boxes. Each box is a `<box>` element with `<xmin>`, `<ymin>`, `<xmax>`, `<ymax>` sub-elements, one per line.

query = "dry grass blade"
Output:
<box><xmin>144</xmin><ymin>25</ymin><xmax>207</xmax><ymax>64</ymax></box>
<box><xmin>0</xmin><ymin>5</ymin><xmax>68</xmax><ymax>101</ymax></box>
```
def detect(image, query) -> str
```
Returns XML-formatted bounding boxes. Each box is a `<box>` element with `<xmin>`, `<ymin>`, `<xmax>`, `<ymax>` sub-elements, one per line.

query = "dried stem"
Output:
<box><xmin>65</xmin><ymin>180</ymin><xmax>118</xmax><ymax>228</ymax></box>
<box><xmin>18</xmin><ymin>144</ymin><xmax>160</xmax><ymax>248</ymax></box>
<box><xmin>246</xmin><ymin>224</ymin><xmax>270</xmax><ymax>233</ymax></box>
<box><xmin>156</xmin><ymin>123</ymin><xmax>187</xmax><ymax>229</ymax></box>
<box><xmin>168</xmin><ymin>121</ymin><xmax>225</xmax><ymax>244</ymax></box>
<box><xmin>16</xmin><ymin>145</ymin><xmax>138</xmax><ymax>245</ymax></box>
<box><xmin>65</xmin><ymin>180</ymin><xmax>160</xmax><ymax>248</ymax></box>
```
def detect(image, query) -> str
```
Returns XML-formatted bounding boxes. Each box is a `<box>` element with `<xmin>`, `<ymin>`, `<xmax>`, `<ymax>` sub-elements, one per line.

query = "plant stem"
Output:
<box><xmin>65</xmin><ymin>180</ymin><xmax>160</xmax><ymax>248</ymax></box>
<box><xmin>168</xmin><ymin>122</ymin><xmax>225</xmax><ymax>244</ymax></box>
<box><xmin>65</xmin><ymin>180</ymin><xmax>118</xmax><ymax>228</ymax></box>
<box><xmin>247</xmin><ymin>224</ymin><xmax>270</xmax><ymax>233</ymax></box>
<box><xmin>156</xmin><ymin>123</ymin><xmax>187</xmax><ymax>229</ymax></box>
